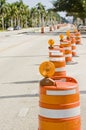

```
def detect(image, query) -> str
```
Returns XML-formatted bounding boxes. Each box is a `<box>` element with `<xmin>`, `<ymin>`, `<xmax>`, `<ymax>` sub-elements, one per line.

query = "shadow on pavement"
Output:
<box><xmin>0</xmin><ymin>90</ymin><xmax>85</xmax><ymax>100</ymax></box>
<box><xmin>17</xmin><ymin>31</ymin><xmax>67</xmax><ymax>36</ymax></box>
<box><xmin>66</xmin><ymin>61</ymin><xmax>78</xmax><ymax>65</ymax></box>
<box><xmin>80</xmin><ymin>91</ymin><xmax>86</xmax><ymax>94</ymax></box>
<box><xmin>81</xmin><ymin>36</ymin><xmax>86</xmax><ymax>38</ymax></box>
<box><xmin>34</xmin><ymin>64</ymin><xmax>41</xmax><ymax>66</ymax></box>
<box><xmin>0</xmin><ymin>55</ymin><xmax>48</xmax><ymax>58</ymax></box>
<box><xmin>0</xmin><ymin>94</ymin><xmax>39</xmax><ymax>99</ymax></box>
<box><xmin>13</xmin><ymin>80</ymin><xmax>40</xmax><ymax>84</ymax></box>
<box><xmin>80</xmin><ymin>32</ymin><xmax>86</xmax><ymax>35</ymax></box>
<box><xmin>2</xmin><ymin>80</ymin><xmax>40</xmax><ymax>85</ymax></box>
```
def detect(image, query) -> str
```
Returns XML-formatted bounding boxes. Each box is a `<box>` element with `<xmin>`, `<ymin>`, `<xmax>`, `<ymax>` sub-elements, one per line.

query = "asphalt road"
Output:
<box><xmin>0</xmin><ymin>25</ymin><xmax>86</xmax><ymax>130</ymax></box>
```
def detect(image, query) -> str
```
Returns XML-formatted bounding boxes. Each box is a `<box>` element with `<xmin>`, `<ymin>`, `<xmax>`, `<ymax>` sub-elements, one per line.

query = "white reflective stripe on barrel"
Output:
<box><xmin>72</xmin><ymin>44</ymin><xmax>76</xmax><ymax>47</ymax></box>
<box><xmin>49</xmin><ymin>50</ymin><xmax>63</xmax><ymax>56</ymax></box>
<box><xmin>50</xmin><ymin>57</ymin><xmax>65</xmax><ymax>62</ymax></box>
<box><xmin>71</xmin><ymin>36</ymin><xmax>76</xmax><ymax>38</ymax></box>
<box><xmin>49</xmin><ymin>50</ymin><xmax>60</xmax><ymax>53</ymax></box>
<box><xmin>76</xmin><ymin>40</ymin><xmax>80</xmax><ymax>41</ymax></box>
<box><xmin>60</xmin><ymin>42</ymin><xmax>68</xmax><ymax>44</ymax></box>
<box><xmin>55</xmin><ymin>67</ymin><xmax>66</xmax><ymax>72</ymax></box>
<box><xmin>72</xmin><ymin>50</ymin><xmax>76</xmax><ymax>52</ymax></box>
<box><xmin>65</xmin><ymin>54</ymin><xmax>72</xmax><ymax>57</ymax></box>
<box><xmin>76</xmin><ymin>36</ymin><xmax>81</xmax><ymax>38</ymax></box>
<box><xmin>39</xmin><ymin>106</ymin><xmax>80</xmax><ymax>118</ymax></box>
<box><xmin>54</xmin><ymin>46</ymin><xmax>60</xmax><ymax>49</ymax></box>
<box><xmin>64</xmin><ymin>47</ymin><xmax>71</xmax><ymax>50</ymax></box>
<box><xmin>46</xmin><ymin>89</ymin><xmax>76</xmax><ymax>95</ymax></box>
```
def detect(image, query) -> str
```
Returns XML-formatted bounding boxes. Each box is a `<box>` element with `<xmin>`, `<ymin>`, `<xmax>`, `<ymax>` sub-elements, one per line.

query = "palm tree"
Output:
<box><xmin>20</xmin><ymin>4</ymin><xmax>29</xmax><ymax>28</ymax></box>
<box><xmin>0</xmin><ymin>0</ymin><xmax>8</xmax><ymax>30</ymax></box>
<box><xmin>36</xmin><ymin>2</ymin><xmax>46</xmax><ymax>27</ymax></box>
<box><xmin>47</xmin><ymin>9</ymin><xmax>61</xmax><ymax>25</ymax></box>
<box><xmin>14</xmin><ymin>0</ymin><xmax>29</xmax><ymax>28</ymax></box>
<box><xmin>30</xmin><ymin>7</ymin><xmax>38</xmax><ymax>27</ymax></box>
<box><xmin>0</xmin><ymin>0</ymin><xmax>61</xmax><ymax>29</ymax></box>
<box><xmin>9</xmin><ymin>3</ymin><xmax>18</xmax><ymax>27</ymax></box>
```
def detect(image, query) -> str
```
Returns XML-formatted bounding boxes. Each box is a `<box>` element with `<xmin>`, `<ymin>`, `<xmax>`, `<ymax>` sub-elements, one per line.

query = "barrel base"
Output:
<box><xmin>72</xmin><ymin>52</ymin><xmax>77</xmax><ymax>57</ymax></box>
<box><xmin>39</xmin><ymin>116</ymin><xmax>81</xmax><ymax>130</ymax></box>
<box><xmin>76</xmin><ymin>41</ymin><xmax>81</xmax><ymax>45</ymax></box>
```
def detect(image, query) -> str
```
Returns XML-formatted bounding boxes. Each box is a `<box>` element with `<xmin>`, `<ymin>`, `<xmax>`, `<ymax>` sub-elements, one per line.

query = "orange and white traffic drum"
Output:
<box><xmin>49</xmin><ymin>46</ymin><xmax>66</xmax><ymax>77</ymax></box>
<box><xmin>39</xmin><ymin>76</ymin><xmax>81</xmax><ymax>130</ymax></box>
<box><xmin>75</xmin><ymin>31</ymin><xmax>81</xmax><ymax>44</ymax></box>
<box><xmin>60</xmin><ymin>40</ymin><xmax>72</xmax><ymax>63</ymax></box>
<box><xmin>71</xmin><ymin>37</ymin><xmax>77</xmax><ymax>56</ymax></box>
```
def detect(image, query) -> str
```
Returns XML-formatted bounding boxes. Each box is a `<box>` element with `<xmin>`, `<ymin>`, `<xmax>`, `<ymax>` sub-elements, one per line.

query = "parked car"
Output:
<box><xmin>7</xmin><ymin>27</ymin><xmax>14</xmax><ymax>31</ymax></box>
<box><xmin>14</xmin><ymin>26</ymin><xmax>21</xmax><ymax>30</ymax></box>
<box><xmin>77</xmin><ymin>24</ymin><xmax>86</xmax><ymax>32</ymax></box>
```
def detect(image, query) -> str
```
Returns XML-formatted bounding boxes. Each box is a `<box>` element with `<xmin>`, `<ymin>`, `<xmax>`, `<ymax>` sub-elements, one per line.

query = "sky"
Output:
<box><xmin>7</xmin><ymin>0</ymin><xmax>53</xmax><ymax>9</ymax></box>
<box><xmin>7</xmin><ymin>0</ymin><xmax>66</xmax><ymax>17</ymax></box>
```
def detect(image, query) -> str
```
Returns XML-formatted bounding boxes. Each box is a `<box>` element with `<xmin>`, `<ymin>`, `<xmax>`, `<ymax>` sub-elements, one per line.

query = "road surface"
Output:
<box><xmin>0</xmin><ymin>25</ymin><xmax>85</xmax><ymax>130</ymax></box>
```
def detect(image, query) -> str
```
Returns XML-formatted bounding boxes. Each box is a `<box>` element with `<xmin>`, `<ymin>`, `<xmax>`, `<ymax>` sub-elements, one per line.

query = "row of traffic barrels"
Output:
<box><xmin>38</xmin><ymin>28</ymin><xmax>81</xmax><ymax>130</ymax></box>
<box><xmin>48</xmin><ymin>29</ymin><xmax>81</xmax><ymax>77</ymax></box>
<box><xmin>41</xmin><ymin>23</ymin><xmax>68</xmax><ymax>33</ymax></box>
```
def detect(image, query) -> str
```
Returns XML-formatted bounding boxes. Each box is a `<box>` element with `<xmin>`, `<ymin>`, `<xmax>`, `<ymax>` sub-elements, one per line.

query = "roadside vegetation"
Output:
<box><xmin>0</xmin><ymin>0</ymin><xmax>62</xmax><ymax>30</ymax></box>
<box><xmin>52</xmin><ymin>0</ymin><xmax>86</xmax><ymax>25</ymax></box>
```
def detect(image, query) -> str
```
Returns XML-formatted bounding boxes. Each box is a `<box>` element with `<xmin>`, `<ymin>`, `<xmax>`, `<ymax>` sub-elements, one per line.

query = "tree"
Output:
<box><xmin>12</xmin><ymin>0</ymin><xmax>29</xmax><ymax>28</ymax></box>
<box><xmin>7</xmin><ymin>3</ymin><xmax>17</xmax><ymax>27</ymax></box>
<box><xmin>0</xmin><ymin>0</ymin><xmax>62</xmax><ymax>29</ymax></box>
<box><xmin>52</xmin><ymin>0</ymin><xmax>86</xmax><ymax>24</ymax></box>
<box><xmin>36</xmin><ymin>2</ymin><xmax>46</xmax><ymax>26</ymax></box>
<box><xmin>30</xmin><ymin>7</ymin><xmax>38</xmax><ymax>27</ymax></box>
<box><xmin>0</xmin><ymin>0</ymin><xmax>8</xmax><ymax>30</ymax></box>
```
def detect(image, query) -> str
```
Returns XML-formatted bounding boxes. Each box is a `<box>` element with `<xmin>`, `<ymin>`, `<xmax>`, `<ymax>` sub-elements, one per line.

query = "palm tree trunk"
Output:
<box><xmin>20</xmin><ymin>19</ymin><xmax>23</xmax><ymax>28</ymax></box>
<box><xmin>39</xmin><ymin>12</ymin><xmax>41</xmax><ymax>27</ymax></box>
<box><xmin>18</xmin><ymin>18</ymin><xmax>20</xmax><ymax>26</ymax></box>
<box><xmin>14</xmin><ymin>18</ymin><xmax>16</xmax><ymax>26</ymax></box>
<box><xmin>2</xmin><ymin>16</ymin><xmax>4</xmax><ymax>30</ymax></box>
<box><xmin>41</xmin><ymin>15</ymin><xmax>44</xmax><ymax>26</ymax></box>
<box><xmin>25</xmin><ymin>18</ymin><xmax>28</xmax><ymax>28</ymax></box>
<box><xmin>11</xmin><ymin>18</ymin><xmax>13</xmax><ymax>27</ymax></box>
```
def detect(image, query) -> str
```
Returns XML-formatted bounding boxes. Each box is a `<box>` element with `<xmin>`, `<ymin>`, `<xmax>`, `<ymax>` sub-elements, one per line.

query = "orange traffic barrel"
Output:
<box><xmin>49</xmin><ymin>45</ymin><xmax>59</xmax><ymax>57</ymax></box>
<box><xmin>49</xmin><ymin>45</ymin><xmax>66</xmax><ymax>77</ymax></box>
<box><xmin>49</xmin><ymin>45</ymin><xmax>64</xmax><ymax>57</ymax></box>
<box><xmin>39</xmin><ymin>76</ymin><xmax>81</xmax><ymax>130</ymax></box>
<box><xmin>75</xmin><ymin>31</ymin><xmax>81</xmax><ymax>44</ymax></box>
<box><xmin>71</xmin><ymin>37</ymin><xmax>77</xmax><ymax>56</ymax></box>
<box><xmin>53</xmin><ymin>25</ymin><xmax>57</xmax><ymax>30</ymax></box>
<box><xmin>60</xmin><ymin>40</ymin><xmax>72</xmax><ymax>63</ymax></box>
<box><xmin>57</xmin><ymin>25</ymin><xmax>60</xmax><ymax>29</ymax></box>
<box><xmin>41</xmin><ymin>27</ymin><xmax>44</xmax><ymax>33</ymax></box>
<box><xmin>66</xmin><ymin>30</ymin><xmax>71</xmax><ymax>40</ymax></box>
<box><xmin>49</xmin><ymin>26</ymin><xmax>53</xmax><ymax>31</ymax></box>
